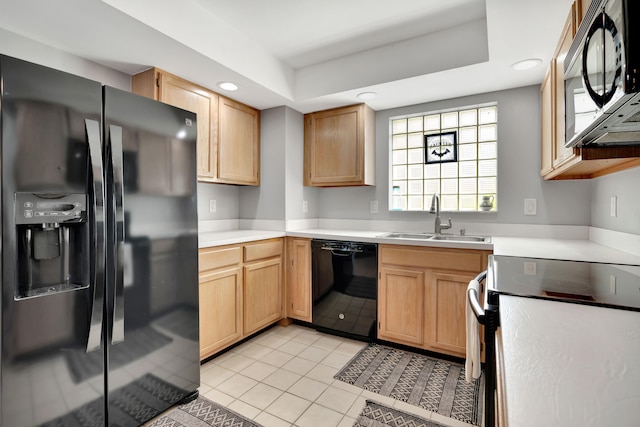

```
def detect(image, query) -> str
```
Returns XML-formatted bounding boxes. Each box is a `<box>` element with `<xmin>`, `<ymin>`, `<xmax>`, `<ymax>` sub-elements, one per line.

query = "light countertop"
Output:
<box><xmin>491</xmin><ymin>236</ymin><xmax>640</xmax><ymax>264</ymax></box>
<box><xmin>198</xmin><ymin>228</ymin><xmax>640</xmax><ymax>264</ymax></box>
<box><xmin>498</xmin><ymin>295</ymin><xmax>640</xmax><ymax>426</ymax></box>
<box><xmin>198</xmin><ymin>230</ymin><xmax>286</xmax><ymax>248</ymax></box>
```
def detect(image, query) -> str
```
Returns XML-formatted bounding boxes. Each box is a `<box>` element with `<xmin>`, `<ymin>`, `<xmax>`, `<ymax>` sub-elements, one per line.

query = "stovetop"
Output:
<box><xmin>487</xmin><ymin>255</ymin><xmax>640</xmax><ymax>312</ymax></box>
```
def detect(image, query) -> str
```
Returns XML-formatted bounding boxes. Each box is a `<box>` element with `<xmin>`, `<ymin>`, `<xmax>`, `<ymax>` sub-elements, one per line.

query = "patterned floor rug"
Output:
<box><xmin>354</xmin><ymin>400</ymin><xmax>448</xmax><ymax>427</ymax></box>
<box><xmin>148</xmin><ymin>395</ymin><xmax>263</xmax><ymax>427</ymax></box>
<box><xmin>335</xmin><ymin>343</ymin><xmax>483</xmax><ymax>426</ymax></box>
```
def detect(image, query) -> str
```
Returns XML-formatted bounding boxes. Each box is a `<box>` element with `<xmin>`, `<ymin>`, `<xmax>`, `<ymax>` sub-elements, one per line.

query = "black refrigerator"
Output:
<box><xmin>0</xmin><ymin>55</ymin><xmax>200</xmax><ymax>426</ymax></box>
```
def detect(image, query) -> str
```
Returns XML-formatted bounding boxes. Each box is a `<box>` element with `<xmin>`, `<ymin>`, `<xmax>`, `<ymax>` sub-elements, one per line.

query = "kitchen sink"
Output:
<box><xmin>380</xmin><ymin>232</ymin><xmax>434</xmax><ymax>239</ymax></box>
<box><xmin>380</xmin><ymin>232</ymin><xmax>490</xmax><ymax>243</ymax></box>
<box><xmin>430</xmin><ymin>235</ymin><xmax>490</xmax><ymax>242</ymax></box>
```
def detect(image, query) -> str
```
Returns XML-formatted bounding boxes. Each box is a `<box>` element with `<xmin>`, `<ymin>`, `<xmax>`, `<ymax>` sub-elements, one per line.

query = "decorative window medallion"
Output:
<box><xmin>425</xmin><ymin>131</ymin><xmax>457</xmax><ymax>164</ymax></box>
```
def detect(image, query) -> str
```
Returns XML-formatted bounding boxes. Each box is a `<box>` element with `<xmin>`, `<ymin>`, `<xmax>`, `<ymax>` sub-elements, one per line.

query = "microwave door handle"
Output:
<box><xmin>601</xmin><ymin>12</ymin><xmax>622</xmax><ymax>105</ymax></box>
<box><xmin>85</xmin><ymin>118</ymin><xmax>105</xmax><ymax>353</ymax></box>
<box><xmin>109</xmin><ymin>125</ymin><xmax>125</xmax><ymax>345</ymax></box>
<box><xmin>582</xmin><ymin>12</ymin><xmax>606</xmax><ymax>108</ymax></box>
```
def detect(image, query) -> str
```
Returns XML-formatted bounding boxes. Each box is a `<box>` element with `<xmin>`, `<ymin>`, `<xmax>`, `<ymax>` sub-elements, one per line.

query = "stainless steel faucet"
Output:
<box><xmin>430</xmin><ymin>193</ymin><xmax>452</xmax><ymax>234</ymax></box>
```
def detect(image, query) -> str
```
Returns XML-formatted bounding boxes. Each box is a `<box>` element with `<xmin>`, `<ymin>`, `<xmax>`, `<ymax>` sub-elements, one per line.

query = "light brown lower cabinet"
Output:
<box><xmin>427</xmin><ymin>270</ymin><xmax>477</xmax><ymax>356</ymax></box>
<box><xmin>244</xmin><ymin>257</ymin><xmax>283</xmax><ymax>335</ymax></box>
<box><xmin>378</xmin><ymin>244</ymin><xmax>491</xmax><ymax>359</ymax></box>
<box><xmin>199</xmin><ymin>265</ymin><xmax>243</xmax><ymax>358</ymax></box>
<box><xmin>198</xmin><ymin>238</ymin><xmax>283</xmax><ymax>360</ymax></box>
<box><xmin>285</xmin><ymin>237</ymin><xmax>312</xmax><ymax>322</ymax></box>
<box><xmin>378</xmin><ymin>266</ymin><xmax>425</xmax><ymax>346</ymax></box>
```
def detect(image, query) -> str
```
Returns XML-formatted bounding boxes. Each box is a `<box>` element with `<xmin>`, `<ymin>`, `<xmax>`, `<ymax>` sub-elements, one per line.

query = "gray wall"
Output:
<box><xmin>317</xmin><ymin>85</ymin><xmax>593</xmax><ymax>225</ymax></box>
<box><xmin>284</xmin><ymin>107</ymin><xmax>319</xmax><ymax>220</ymax></box>
<box><xmin>235</xmin><ymin>105</ymin><xmax>318</xmax><ymax>222</ymax></box>
<box><xmin>197</xmin><ymin>183</ymin><xmax>240</xmax><ymax>220</ymax></box>
<box><xmin>591</xmin><ymin>167</ymin><xmax>640</xmax><ymax>234</ymax></box>
<box><xmin>239</xmin><ymin>107</ymin><xmax>287</xmax><ymax>220</ymax></box>
<box><xmin>0</xmin><ymin>28</ymin><xmax>130</xmax><ymax>90</ymax></box>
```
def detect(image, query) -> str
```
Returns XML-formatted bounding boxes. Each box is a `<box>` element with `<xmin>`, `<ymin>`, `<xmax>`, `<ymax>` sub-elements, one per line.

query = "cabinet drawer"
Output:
<box><xmin>244</xmin><ymin>239</ymin><xmax>282</xmax><ymax>262</ymax></box>
<box><xmin>380</xmin><ymin>245</ymin><xmax>486</xmax><ymax>272</ymax></box>
<box><xmin>199</xmin><ymin>246</ymin><xmax>242</xmax><ymax>272</ymax></box>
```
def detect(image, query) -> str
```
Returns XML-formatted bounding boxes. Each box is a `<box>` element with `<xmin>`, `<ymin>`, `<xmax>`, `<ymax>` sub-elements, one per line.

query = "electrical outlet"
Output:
<box><xmin>302</xmin><ymin>200</ymin><xmax>308</xmax><ymax>213</ymax></box>
<box><xmin>209</xmin><ymin>199</ymin><xmax>216</xmax><ymax>213</ymax></box>
<box><xmin>524</xmin><ymin>199</ymin><xmax>537</xmax><ymax>216</ymax></box>
<box><xmin>610</xmin><ymin>275</ymin><xmax>616</xmax><ymax>294</ymax></box>
<box><xmin>370</xmin><ymin>200</ymin><xmax>378</xmax><ymax>214</ymax></box>
<box><xmin>611</xmin><ymin>196</ymin><xmax>617</xmax><ymax>217</ymax></box>
<box><xmin>524</xmin><ymin>261</ymin><xmax>537</xmax><ymax>275</ymax></box>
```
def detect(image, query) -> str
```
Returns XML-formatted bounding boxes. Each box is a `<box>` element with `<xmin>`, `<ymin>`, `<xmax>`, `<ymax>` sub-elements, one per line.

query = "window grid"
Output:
<box><xmin>390</xmin><ymin>104</ymin><xmax>497</xmax><ymax>212</ymax></box>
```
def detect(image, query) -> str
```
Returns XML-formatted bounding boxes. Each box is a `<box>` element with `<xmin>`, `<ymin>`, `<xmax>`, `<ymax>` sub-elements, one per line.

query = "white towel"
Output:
<box><xmin>465</xmin><ymin>279</ymin><xmax>481</xmax><ymax>382</ymax></box>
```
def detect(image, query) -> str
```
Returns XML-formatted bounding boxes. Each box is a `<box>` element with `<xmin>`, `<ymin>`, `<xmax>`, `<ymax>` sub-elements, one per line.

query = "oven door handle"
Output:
<box><xmin>467</xmin><ymin>271</ymin><xmax>487</xmax><ymax>324</ymax></box>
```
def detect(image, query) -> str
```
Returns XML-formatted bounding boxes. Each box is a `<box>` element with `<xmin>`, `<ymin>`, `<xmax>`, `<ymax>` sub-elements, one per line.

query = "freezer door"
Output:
<box><xmin>103</xmin><ymin>86</ymin><xmax>199</xmax><ymax>426</ymax></box>
<box><xmin>0</xmin><ymin>55</ymin><xmax>106</xmax><ymax>426</ymax></box>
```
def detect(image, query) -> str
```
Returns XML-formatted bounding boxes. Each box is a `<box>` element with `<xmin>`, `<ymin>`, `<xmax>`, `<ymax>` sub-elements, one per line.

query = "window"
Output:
<box><xmin>389</xmin><ymin>103</ymin><xmax>497</xmax><ymax>212</ymax></box>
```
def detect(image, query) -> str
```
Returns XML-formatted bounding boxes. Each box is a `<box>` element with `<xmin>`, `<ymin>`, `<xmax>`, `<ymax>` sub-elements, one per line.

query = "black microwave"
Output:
<box><xmin>564</xmin><ymin>0</ymin><xmax>640</xmax><ymax>147</ymax></box>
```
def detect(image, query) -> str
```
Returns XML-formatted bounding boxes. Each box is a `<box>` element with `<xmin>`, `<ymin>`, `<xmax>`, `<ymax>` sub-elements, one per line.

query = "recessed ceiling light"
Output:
<box><xmin>510</xmin><ymin>58</ymin><xmax>543</xmax><ymax>71</ymax></box>
<box><xmin>218</xmin><ymin>81</ymin><xmax>239</xmax><ymax>91</ymax></box>
<box><xmin>357</xmin><ymin>92</ymin><xmax>377</xmax><ymax>100</ymax></box>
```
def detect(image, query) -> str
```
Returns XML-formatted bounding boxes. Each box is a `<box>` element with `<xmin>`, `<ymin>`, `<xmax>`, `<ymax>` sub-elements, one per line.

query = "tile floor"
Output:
<box><xmin>196</xmin><ymin>324</ymin><xmax>475</xmax><ymax>427</ymax></box>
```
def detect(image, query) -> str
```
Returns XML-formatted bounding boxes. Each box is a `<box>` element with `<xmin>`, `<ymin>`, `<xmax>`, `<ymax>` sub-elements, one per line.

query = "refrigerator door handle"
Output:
<box><xmin>85</xmin><ymin>119</ymin><xmax>106</xmax><ymax>353</ymax></box>
<box><xmin>109</xmin><ymin>124</ymin><xmax>125</xmax><ymax>344</ymax></box>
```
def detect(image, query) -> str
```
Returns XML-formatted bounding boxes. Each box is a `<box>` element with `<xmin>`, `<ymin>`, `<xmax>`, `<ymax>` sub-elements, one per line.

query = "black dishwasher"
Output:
<box><xmin>311</xmin><ymin>239</ymin><xmax>377</xmax><ymax>341</ymax></box>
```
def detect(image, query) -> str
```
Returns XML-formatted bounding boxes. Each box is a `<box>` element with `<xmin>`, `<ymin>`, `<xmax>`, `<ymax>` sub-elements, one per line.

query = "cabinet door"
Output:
<box><xmin>426</xmin><ymin>271</ymin><xmax>475</xmax><ymax>358</ymax></box>
<box><xmin>218</xmin><ymin>96</ymin><xmax>260</xmax><ymax>185</ymax></box>
<box><xmin>576</xmin><ymin>0</ymin><xmax>592</xmax><ymax>27</ymax></box>
<box><xmin>540</xmin><ymin>64</ymin><xmax>554</xmax><ymax>176</ymax></box>
<box><xmin>378</xmin><ymin>266</ymin><xmax>425</xmax><ymax>346</ymax></box>
<box><xmin>244</xmin><ymin>258</ymin><xmax>282</xmax><ymax>335</ymax></box>
<box><xmin>552</xmin><ymin>5</ymin><xmax>579</xmax><ymax>169</ymax></box>
<box><xmin>287</xmin><ymin>239</ymin><xmax>311</xmax><ymax>322</ymax></box>
<box><xmin>158</xmin><ymin>72</ymin><xmax>218</xmax><ymax>180</ymax></box>
<box><xmin>199</xmin><ymin>267</ymin><xmax>243</xmax><ymax>360</ymax></box>
<box><xmin>305</xmin><ymin>104</ymin><xmax>365</xmax><ymax>186</ymax></box>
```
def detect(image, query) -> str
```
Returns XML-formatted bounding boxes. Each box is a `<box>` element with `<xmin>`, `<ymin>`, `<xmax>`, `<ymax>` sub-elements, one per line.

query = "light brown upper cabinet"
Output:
<box><xmin>540</xmin><ymin>1</ymin><xmax>640</xmax><ymax>180</ymax></box>
<box><xmin>132</xmin><ymin>68</ymin><xmax>260</xmax><ymax>185</ymax></box>
<box><xmin>304</xmin><ymin>103</ymin><xmax>375</xmax><ymax>187</ymax></box>
<box><xmin>218</xmin><ymin>97</ymin><xmax>260</xmax><ymax>185</ymax></box>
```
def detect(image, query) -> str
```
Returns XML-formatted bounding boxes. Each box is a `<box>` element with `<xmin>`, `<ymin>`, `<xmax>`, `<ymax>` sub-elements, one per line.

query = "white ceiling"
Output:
<box><xmin>0</xmin><ymin>0</ymin><xmax>573</xmax><ymax>113</ymax></box>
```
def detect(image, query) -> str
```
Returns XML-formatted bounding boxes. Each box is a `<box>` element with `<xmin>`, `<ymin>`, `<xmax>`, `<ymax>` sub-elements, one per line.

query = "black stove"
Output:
<box><xmin>473</xmin><ymin>254</ymin><xmax>640</xmax><ymax>427</ymax></box>
<box><xmin>487</xmin><ymin>255</ymin><xmax>640</xmax><ymax>312</ymax></box>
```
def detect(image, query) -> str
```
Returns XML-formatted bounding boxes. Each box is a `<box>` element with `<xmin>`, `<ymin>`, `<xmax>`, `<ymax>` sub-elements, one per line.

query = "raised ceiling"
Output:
<box><xmin>0</xmin><ymin>0</ymin><xmax>573</xmax><ymax>113</ymax></box>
